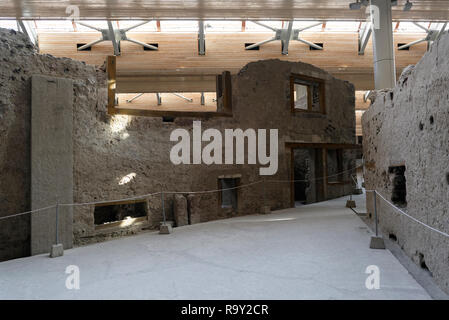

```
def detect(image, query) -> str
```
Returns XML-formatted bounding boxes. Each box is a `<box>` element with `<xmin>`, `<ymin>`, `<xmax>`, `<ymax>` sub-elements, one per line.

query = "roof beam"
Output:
<box><xmin>198</xmin><ymin>20</ymin><xmax>205</xmax><ymax>55</ymax></box>
<box><xmin>358</xmin><ymin>21</ymin><xmax>372</xmax><ymax>55</ymax></box>
<box><xmin>17</xmin><ymin>20</ymin><xmax>38</xmax><ymax>46</ymax></box>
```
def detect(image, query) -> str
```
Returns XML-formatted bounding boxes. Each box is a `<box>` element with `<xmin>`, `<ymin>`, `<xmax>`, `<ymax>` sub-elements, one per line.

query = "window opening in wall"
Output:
<box><xmin>219</xmin><ymin>178</ymin><xmax>239</xmax><ymax>210</ymax></box>
<box><xmin>94</xmin><ymin>201</ymin><xmax>147</xmax><ymax>226</ymax></box>
<box><xmin>290</xmin><ymin>74</ymin><xmax>325</xmax><ymax>114</ymax></box>
<box><xmin>389</xmin><ymin>165</ymin><xmax>407</xmax><ymax>207</ymax></box>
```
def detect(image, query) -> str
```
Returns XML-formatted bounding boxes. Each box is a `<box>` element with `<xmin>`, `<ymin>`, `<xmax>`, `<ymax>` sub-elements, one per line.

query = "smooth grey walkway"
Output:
<box><xmin>0</xmin><ymin>194</ymin><xmax>430</xmax><ymax>299</ymax></box>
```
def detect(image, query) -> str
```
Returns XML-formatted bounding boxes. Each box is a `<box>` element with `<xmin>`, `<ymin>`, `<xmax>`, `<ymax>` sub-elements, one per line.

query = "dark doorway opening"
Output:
<box><xmin>293</xmin><ymin>148</ymin><xmax>325</xmax><ymax>205</ymax></box>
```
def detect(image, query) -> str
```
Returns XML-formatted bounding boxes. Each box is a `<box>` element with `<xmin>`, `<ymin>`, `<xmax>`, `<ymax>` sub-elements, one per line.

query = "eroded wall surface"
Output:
<box><xmin>0</xmin><ymin>28</ymin><xmax>356</xmax><ymax>259</ymax></box>
<box><xmin>362</xmin><ymin>32</ymin><xmax>449</xmax><ymax>293</ymax></box>
<box><xmin>0</xmin><ymin>28</ymin><xmax>105</xmax><ymax>260</ymax></box>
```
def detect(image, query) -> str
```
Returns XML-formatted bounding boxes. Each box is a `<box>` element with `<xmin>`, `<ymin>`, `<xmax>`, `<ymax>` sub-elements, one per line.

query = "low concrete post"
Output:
<box><xmin>50</xmin><ymin>204</ymin><xmax>64</xmax><ymax>258</ymax></box>
<box><xmin>370</xmin><ymin>191</ymin><xmax>385</xmax><ymax>249</ymax></box>
<box><xmin>346</xmin><ymin>193</ymin><xmax>356</xmax><ymax>208</ymax></box>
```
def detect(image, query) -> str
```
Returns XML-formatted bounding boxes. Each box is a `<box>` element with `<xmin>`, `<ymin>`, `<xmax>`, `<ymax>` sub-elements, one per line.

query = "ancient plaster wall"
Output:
<box><xmin>362</xmin><ymin>32</ymin><xmax>449</xmax><ymax>293</ymax></box>
<box><xmin>0</xmin><ymin>28</ymin><xmax>105</xmax><ymax>260</ymax></box>
<box><xmin>72</xmin><ymin>58</ymin><xmax>356</xmax><ymax>245</ymax></box>
<box><xmin>0</xmin><ymin>28</ymin><xmax>356</xmax><ymax>259</ymax></box>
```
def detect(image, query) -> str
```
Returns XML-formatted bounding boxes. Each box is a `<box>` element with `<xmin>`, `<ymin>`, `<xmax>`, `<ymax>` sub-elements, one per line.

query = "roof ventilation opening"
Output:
<box><xmin>77</xmin><ymin>43</ymin><xmax>91</xmax><ymax>51</ymax></box>
<box><xmin>397</xmin><ymin>43</ymin><xmax>410</xmax><ymax>51</ymax></box>
<box><xmin>245</xmin><ymin>43</ymin><xmax>260</xmax><ymax>50</ymax></box>
<box><xmin>144</xmin><ymin>43</ymin><xmax>159</xmax><ymax>51</ymax></box>
<box><xmin>309</xmin><ymin>43</ymin><xmax>324</xmax><ymax>50</ymax></box>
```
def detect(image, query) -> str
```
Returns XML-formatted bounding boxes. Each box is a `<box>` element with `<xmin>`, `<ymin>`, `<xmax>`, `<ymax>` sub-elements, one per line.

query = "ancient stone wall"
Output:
<box><xmin>0</xmin><ymin>28</ymin><xmax>105</xmax><ymax>260</ymax></box>
<box><xmin>0</xmin><ymin>28</ymin><xmax>356</xmax><ymax>259</ymax></box>
<box><xmin>362</xmin><ymin>32</ymin><xmax>449</xmax><ymax>293</ymax></box>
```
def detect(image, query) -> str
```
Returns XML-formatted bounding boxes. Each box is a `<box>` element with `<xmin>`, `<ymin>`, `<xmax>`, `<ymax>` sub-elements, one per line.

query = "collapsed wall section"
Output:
<box><xmin>362</xmin><ymin>32</ymin><xmax>449</xmax><ymax>293</ymax></box>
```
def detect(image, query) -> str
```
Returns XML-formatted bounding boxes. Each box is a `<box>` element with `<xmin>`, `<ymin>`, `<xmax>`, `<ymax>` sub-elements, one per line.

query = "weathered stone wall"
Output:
<box><xmin>362</xmin><ymin>32</ymin><xmax>449</xmax><ymax>293</ymax></box>
<box><xmin>0</xmin><ymin>28</ymin><xmax>356</xmax><ymax>259</ymax></box>
<box><xmin>0</xmin><ymin>28</ymin><xmax>105</xmax><ymax>260</ymax></box>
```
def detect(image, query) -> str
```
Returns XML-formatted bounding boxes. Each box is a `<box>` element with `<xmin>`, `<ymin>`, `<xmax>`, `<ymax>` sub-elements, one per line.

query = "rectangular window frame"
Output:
<box><xmin>290</xmin><ymin>73</ymin><xmax>326</xmax><ymax>114</ymax></box>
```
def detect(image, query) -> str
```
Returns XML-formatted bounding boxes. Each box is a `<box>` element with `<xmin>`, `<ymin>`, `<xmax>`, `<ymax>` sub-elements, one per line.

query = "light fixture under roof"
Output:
<box><xmin>404</xmin><ymin>0</ymin><xmax>413</xmax><ymax>11</ymax></box>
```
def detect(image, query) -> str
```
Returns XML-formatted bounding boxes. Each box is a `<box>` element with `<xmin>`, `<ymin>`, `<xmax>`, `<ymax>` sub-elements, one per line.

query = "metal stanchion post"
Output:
<box><xmin>50</xmin><ymin>203</ymin><xmax>64</xmax><ymax>258</ymax></box>
<box><xmin>369</xmin><ymin>190</ymin><xmax>385</xmax><ymax>249</ymax></box>
<box><xmin>55</xmin><ymin>203</ymin><xmax>59</xmax><ymax>244</ymax></box>
<box><xmin>374</xmin><ymin>190</ymin><xmax>378</xmax><ymax>237</ymax></box>
<box><xmin>159</xmin><ymin>187</ymin><xmax>172</xmax><ymax>234</ymax></box>
<box><xmin>346</xmin><ymin>174</ymin><xmax>356</xmax><ymax>208</ymax></box>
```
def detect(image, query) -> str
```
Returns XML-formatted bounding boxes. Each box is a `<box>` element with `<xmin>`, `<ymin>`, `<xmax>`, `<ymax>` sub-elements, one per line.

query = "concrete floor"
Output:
<box><xmin>0</xmin><ymin>194</ymin><xmax>431</xmax><ymax>299</ymax></box>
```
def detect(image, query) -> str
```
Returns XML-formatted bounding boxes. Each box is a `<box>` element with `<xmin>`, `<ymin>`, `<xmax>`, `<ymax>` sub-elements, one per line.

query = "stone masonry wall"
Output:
<box><xmin>362</xmin><ymin>32</ymin><xmax>449</xmax><ymax>293</ymax></box>
<box><xmin>0</xmin><ymin>28</ymin><xmax>356</xmax><ymax>259</ymax></box>
<box><xmin>0</xmin><ymin>28</ymin><xmax>105</xmax><ymax>261</ymax></box>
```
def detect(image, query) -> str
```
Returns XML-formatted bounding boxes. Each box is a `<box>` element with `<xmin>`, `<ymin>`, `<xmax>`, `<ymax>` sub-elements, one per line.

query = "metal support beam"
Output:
<box><xmin>76</xmin><ymin>20</ymin><xmax>155</xmax><ymax>54</ymax></box>
<box><xmin>171</xmin><ymin>93</ymin><xmax>193</xmax><ymax>102</ymax></box>
<box><xmin>200</xmin><ymin>92</ymin><xmax>205</xmax><ymax>105</ymax></box>
<box><xmin>107</xmin><ymin>21</ymin><xmax>120</xmax><ymax>56</ymax></box>
<box><xmin>198</xmin><ymin>20</ymin><xmax>205</xmax><ymax>55</ymax></box>
<box><xmin>126</xmin><ymin>93</ymin><xmax>144</xmax><ymax>103</ymax></box>
<box><xmin>370</xmin><ymin>0</ymin><xmax>396</xmax><ymax>89</ymax></box>
<box><xmin>281</xmin><ymin>20</ymin><xmax>293</xmax><ymax>55</ymax></box>
<box><xmin>358</xmin><ymin>21</ymin><xmax>372</xmax><ymax>55</ymax></box>
<box><xmin>17</xmin><ymin>20</ymin><xmax>38</xmax><ymax>46</ymax></box>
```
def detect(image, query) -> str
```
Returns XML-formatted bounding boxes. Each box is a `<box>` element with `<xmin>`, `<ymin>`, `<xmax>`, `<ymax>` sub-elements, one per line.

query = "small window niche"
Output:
<box><xmin>290</xmin><ymin>74</ymin><xmax>325</xmax><ymax>114</ymax></box>
<box><xmin>94</xmin><ymin>200</ymin><xmax>148</xmax><ymax>229</ymax></box>
<box><xmin>219</xmin><ymin>178</ymin><xmax>239</xmax><ymax>210</ymax></box>
<box><xmin>389</xmin><ymin>165</ymin><xmax>407</xmax><ymax>207</ymax></box>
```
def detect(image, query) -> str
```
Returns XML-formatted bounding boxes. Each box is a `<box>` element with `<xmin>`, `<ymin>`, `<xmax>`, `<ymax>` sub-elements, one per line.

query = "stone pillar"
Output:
<box><xmin>370</xmin><ymin>0</ymin><xmax>396</xmax><ymax>89</ymax></box>
<box><xmin>187</xmin><ymin>194</ymin><xmax>201</xmax><ymax>224</ymax></box>
<box><xmin>31</xmin><ymin>75</ymin><xmax>74</xmax><ymax>255</ymax></box>
<box><xmin>174</xmin><ymin>194</ymin><xmax>188</xmax><ymax>227</ymax></box>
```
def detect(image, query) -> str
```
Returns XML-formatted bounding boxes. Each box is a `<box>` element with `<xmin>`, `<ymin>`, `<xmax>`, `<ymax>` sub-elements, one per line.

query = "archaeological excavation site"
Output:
<box><xmin>0</xmin><ymin>0</ymin><xmax>448</xmax><ymax>302</ymax></box>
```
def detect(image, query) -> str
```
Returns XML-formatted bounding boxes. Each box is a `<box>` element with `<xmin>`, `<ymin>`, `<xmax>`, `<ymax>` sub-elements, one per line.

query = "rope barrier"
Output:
<box><xmin>0</xmin><ymin>164</ymin><xmax>362</xmax><ymax>221</ymax></box>
<box><xmin>365</xmin><ymin>189</ymin><xmax>449</xmax><ymax>238</ymax></box>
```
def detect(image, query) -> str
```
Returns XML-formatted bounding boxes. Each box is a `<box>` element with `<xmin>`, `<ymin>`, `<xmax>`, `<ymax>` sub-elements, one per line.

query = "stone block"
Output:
<box><xmin>346</xmin><ymin>200</ymin><xmax>356</xmax><ymax>208</ymax></box>
<box><xmin>369</xmin><ymin>236</ymin><xmax>386</xmax><ymax>249</ymax></box>
<box><xmin>261</xmin><ymin>206</ymin><xmax>271</xmax><ymax>214</ymax></box>
<box><xmin>50</xmin><ymin>244</ymin><xmax>64</xmax><ymax>258</ymax></box>
<box><xmin>159</xmin><ymin>224</ymin><xmax>173</xmax><ymax>234</ymax></box>
<box><xmin>174</xmin><ymin>194</ymin><xmax>188</xmax><ymax>227</ymax></box>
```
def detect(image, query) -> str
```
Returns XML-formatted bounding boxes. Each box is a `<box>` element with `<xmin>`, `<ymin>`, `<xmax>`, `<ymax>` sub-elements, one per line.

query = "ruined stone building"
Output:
<box><xmin>0</xmin><ymin>28</ymin><xmax>357</xmax><ymax>261</ymax></box>
<box><xmin>1</xmin><ymin>0</ymin><xmax>449</xmax><ymax>300</ymax></box>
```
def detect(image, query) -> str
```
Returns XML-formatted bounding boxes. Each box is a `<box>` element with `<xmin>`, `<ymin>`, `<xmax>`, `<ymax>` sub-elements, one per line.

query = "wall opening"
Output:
<box><xmin>292</xmin><ymin>147</ymin><xmax>325</xmax><ymax>205</ymax></box>
<box><xmin>290</xmin><ymin>74</ymin><xmax>325</xmax><ymax>114</ymax></box>
<box><xmin>219</xmin><ymin>178</ymin><xmax>239</xmax><ymax>210</ymax></box>
<box><xmin>389</xmin><ymin>165</ymin><xmax>407</xmax><ymax>207</ymax></box>
<box><xmin>94</xmin><ymin>201</ymin><xmax>147</xmax><ymax>226</ymax></box>
<box><xmin>419</xmin><ymin>253</ymin><xmax>429</xmax><ymax>271</ymax></box>
<box><xmin>389</xmin><ymin>233</ymin><xmax>397</xmax><ymax>241</ymax></box>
